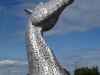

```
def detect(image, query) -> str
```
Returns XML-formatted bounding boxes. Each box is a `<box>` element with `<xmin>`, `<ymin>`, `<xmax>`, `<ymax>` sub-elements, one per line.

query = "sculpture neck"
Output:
<box><xmin>25</xmin><ymin>21</ymin><xmax>66</xmax><ymax>75</ymax></box>
<box><xmin>26</xmin><ymin>21</ymin><xmax>43</xmax><ymax>45</ymax></box>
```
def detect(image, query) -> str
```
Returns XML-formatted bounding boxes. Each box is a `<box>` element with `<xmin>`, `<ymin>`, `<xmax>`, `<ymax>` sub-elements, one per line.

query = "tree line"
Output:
<box><xmin>74</xmin><ymin>66</ymin><xmax>100</xmax><ymax>75</ymax></box>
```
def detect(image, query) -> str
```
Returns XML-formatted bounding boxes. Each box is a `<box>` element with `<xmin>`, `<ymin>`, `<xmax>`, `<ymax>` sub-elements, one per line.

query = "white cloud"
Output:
<box><xmin>59</xmin><ymin>48</ymin><xmax>100</xmax><ymax>74</ymax></box>
<box><xmin>80</xmin><ymin>49</ymin><xmax>100</xmax><ymax>55</ymax></box>
<box><xmin>0</xmin><ymin>60</ymin><xmax>28</xmax><ymax>66</ymax></box>
<box><xmin>0</xmin><ymin>58</ymin><xmax>28</xmax><ymax>75</ymax></box>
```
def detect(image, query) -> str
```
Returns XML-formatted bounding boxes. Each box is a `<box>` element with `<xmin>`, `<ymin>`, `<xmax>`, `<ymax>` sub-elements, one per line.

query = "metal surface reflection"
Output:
<box><xmin>25</xmin><ymin>0</ymin><xmax>74</xmax><ymax>75</ymax></box>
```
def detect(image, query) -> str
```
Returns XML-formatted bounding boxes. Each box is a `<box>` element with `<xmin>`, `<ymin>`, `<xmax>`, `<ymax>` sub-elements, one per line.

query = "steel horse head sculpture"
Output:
<box><xmin>25</xmin><ymin>0</ymin><xmax>74</xmax><ymax>75</ymax></box>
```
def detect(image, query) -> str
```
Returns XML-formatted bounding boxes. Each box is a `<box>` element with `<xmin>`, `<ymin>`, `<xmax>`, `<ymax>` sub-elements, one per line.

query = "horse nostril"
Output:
<box><xmin>67</xmin><ymin>0</ymin><xmax>74</xmax><ymax>5</ymax></box>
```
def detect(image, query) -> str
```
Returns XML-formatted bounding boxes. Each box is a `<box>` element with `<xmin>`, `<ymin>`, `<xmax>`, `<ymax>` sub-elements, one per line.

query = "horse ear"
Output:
<box><xmin>24</xmin><ymin>9</ymin><xmax>33</xmax><ymax>14</ymax></box>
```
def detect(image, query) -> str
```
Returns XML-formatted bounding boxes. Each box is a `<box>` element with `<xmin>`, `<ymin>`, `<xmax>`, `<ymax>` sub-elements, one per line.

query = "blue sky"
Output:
<box><xmin>0</xmin><ymin>0</ymin><xmax>100</xmax><ymax>75</ymax></box>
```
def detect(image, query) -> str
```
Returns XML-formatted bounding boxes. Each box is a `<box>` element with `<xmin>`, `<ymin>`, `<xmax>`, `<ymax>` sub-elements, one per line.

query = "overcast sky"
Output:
<box><xmin>0</xmin><ymin>0</ymin><xmax>100</xmax><ymax>75</ymax></box>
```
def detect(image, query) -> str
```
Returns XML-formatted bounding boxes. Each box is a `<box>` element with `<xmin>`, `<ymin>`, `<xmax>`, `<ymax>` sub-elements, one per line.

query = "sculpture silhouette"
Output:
<box><xmin>25</xmin><ymin>0</ymin><xmax>74</xmax><ymax>75</ymax></box>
